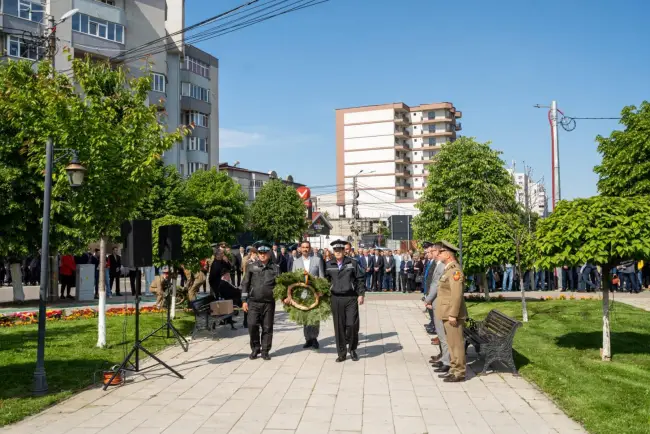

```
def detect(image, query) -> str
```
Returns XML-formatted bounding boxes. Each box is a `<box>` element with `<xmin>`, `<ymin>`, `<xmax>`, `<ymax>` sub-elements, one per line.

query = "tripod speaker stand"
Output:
<box><xmin>103</xmin><ymin>271</ymin><xmax>187</xmax><ymax>391</ymax></box>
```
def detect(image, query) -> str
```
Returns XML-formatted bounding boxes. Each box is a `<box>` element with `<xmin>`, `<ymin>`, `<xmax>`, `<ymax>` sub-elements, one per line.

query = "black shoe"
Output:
<box><xmin>434</xmin><ymin>365</ymin><xmax>450</xmax><ymax>373</ymax></box>
<box><xmin>438</xmin><ymin>372</ymin><xmax>451</xmax><ymax>378</ymax></box>
<box><xmin>430</xmin><ymin>361</ymin><xmax>443</xmax><ymax>368</ymax></box>
<box><xmin>66</xmin><ymin>295</ymin><xmax>74</xmax><ymax>300</ymax></box>
<box><xmin>60</xmin><ymin>295</ymin><xmax>65</xmax><ymax>300</ymax></box>
<box><xmin>303</xmin><ymin>340</ymin><xmax>313</xmax><ymax>349</ymax></box>
<box><xmin>312</xmin><ymin>340</ymin><xmax>319</xmax><ymax>350</ymax></box>
<box><xmin>350</xmin><ymin>350</ymin><xmax>359</xmax><ymax>361</ymax></box>
<box><xmin>430</xmin><ymin>354</ymin><xmax>442</xmax><ymax>363</ymax></box>
<box><xmin>443</xmin><ymin>375</ymin><xmax>465</xmax><ymax>383</ymax></box>
<box><xmin>336</xmin><ymin>355</ymin><xmax>346</xmax><ymax>362</ymax></box>
<box><xmin>249</xmin><ymin>350</ymin><xmax>260</xmax><ymax>360</ymax></box>
<box><xmin>94</xmin><ymin>294</ymin><xmax>99</xmax><ymax>299</ymax></box>
<box><xmin>243</xmin><ymin>321</ymin><xmax>248</xmax><ymax>328</ymax></box>
<box><xmin>261</xmin><ymin>353</ymin><xmax>271</xmax><ymax>361</ymax></box>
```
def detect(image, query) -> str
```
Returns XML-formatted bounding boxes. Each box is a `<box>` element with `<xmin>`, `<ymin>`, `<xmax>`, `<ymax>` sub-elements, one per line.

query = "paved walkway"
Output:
<box><xmin>2</xmin><ymin>299</ymin><xmax>585</xmax><ymax>434</ymax></box>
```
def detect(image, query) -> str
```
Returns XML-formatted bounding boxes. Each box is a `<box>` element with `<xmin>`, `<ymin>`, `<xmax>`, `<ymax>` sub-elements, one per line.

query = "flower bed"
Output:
<box><xmin>0</xmin><ymin>305</ymin><xmax>165</xmax><ymax>327</ymax></box>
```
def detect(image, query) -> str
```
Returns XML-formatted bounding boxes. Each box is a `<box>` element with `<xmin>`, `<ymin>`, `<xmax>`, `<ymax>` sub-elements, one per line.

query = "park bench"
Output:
<box><xmin>464</xmin><ymin>309</ymin><xmax>521</xmax><ymax>375</ymax></box>
<box><xmin>190</xmin><ymin>294</ymin><xmax>235</xmax><ymax>339</ymax></box>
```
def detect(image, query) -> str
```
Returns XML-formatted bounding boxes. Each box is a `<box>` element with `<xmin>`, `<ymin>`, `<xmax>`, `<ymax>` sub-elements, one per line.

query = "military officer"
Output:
<box><xmin>149</xmin><ymin>266</ymin><xmax>172</xmax><ymax>308</ymax></box>
<box><xmin>325</xmin><ymin>239</ymin><xmax>365</xmax><ymax>362</ymax></box>
<box><xmin>434</xmin><ymin>240</ymin><xmax>468</xmax><ymax>382</ymax></box>
<box><xmin>241</xmin><ymin>241</ymin><xmax>281</xmax><ymax>360</ymax></box>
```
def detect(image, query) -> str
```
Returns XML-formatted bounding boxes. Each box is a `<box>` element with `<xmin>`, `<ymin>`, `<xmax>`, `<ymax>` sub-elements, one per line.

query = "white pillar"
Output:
<box><xmin>10</xmin><ymin>263</ymin><xmax>24</xmax><ymax>302</ymax></box>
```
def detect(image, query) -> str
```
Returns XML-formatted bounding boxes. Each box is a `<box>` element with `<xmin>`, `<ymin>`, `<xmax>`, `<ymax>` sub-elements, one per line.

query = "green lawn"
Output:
<box><xmin>467</xmin><ymin>300</ymin><xmax>650</xmax><ymax>434</ymax></box>
<box><xmin>0</xmin><ymin>311</ymin><xmax>194</xmax><ymax>427</ymax></box>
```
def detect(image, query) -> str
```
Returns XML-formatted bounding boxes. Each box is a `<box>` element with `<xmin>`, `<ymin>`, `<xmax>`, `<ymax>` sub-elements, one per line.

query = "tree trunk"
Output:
<box><xmin>96</xmin><ymin>237</ymin><xmax>107</xmax><ymax>348</ymax></box>
<box><xmin>482</xmin><ymin>270</ymin><xmax>490</xmax><ymax>301</ymax></box>
<box><xmin>601</xmin><ymin>263</ymin><xmax>612</xmax><ymax>361</ymax></box>
<box><xmin>515</xmin><ymin>242</ymin><xmax>528</xmax><ymax>322</ymax></box>
<box><xmin>10</xmin><ymin>263</ymin><xmax>25</xmax><ymax>302</ymax></box>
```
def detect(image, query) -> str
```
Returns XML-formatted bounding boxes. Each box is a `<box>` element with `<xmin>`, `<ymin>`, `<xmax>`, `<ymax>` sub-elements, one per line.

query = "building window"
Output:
<box><xmin>188</xmin><ymin>162</ymin><xmax>207</xmax><ymax>175</ymax></box>
<box><xmin>72</xmin><ymin>12</ymin><xmax>125</xmax><ymax>44</ymax></box>
<box><xmin>179</xmin><ymin>164</ymin><xmax>184</xmax><ymax>176</ymax></box>
<box><xmin>6</xmin><ymin>35</ymin><xmax>40</xmax><ymax>60</ymax></box>
<box><xmin>254</xmin><ymin>180</ymin><xmax>263</xmax><ymax>187</ymax></box>
<box><xmin>181</xmin><ymin>82</ymin><xmax>209</xmax><ymax>102</ymax></box>
<box><xmin>4</xmin><ymin>0</ymin><xmax>44</xmax><ymax>23</ymax></box>
<box><xmin>152</xmin><ymin>73</ymin><xmax>166</xmax><ymax>93</ymax></box>
<box><xmin>183</xmin><ymin>56</ymin><xmax>209</xmax><ymax>78</ymax></box>
<box><xmin>185</xmin><ymin>111</ymin><xmax>209</xmax><ymax>128</ymax></box>
<box><xmin>188</xmin><ymin>137</ymin><xmax>207</xmax><ymax>152</ymax></box>
<box><xmin>96</xmin><ymin>0</ymin><xmax>116</xmax><ymax>5</ymax></box>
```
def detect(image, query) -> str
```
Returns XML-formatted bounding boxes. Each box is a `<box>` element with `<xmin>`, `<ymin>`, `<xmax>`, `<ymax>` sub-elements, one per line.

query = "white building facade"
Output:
<box><xmin>511</xmin><ymin>170</ymin><xmax>548</xmax><ymax>217</ymax></box>
<box><xmin>336</xmin><ymin>102</ymin><xmax>461</xmax><ymax>219</ymax></box>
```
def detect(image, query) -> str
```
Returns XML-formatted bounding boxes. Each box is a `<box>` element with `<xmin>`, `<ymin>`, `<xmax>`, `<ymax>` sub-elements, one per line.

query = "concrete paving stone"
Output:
<box><xmin>218</xmin><ymin>398</ymin><xmax>254</xmax><ymax>414</ymax></box>
<box><xmin>452</xmin><ymin>413</ymin><xmax>494</xmax><ymax>434</ymax></box>
<box><xmin>76</xmin><ymin>410</ymin><xmax>126</xmax><ymax>428</ymax></box>
<box><xmin>229</xmin><ymin>420</ymin><xmax>267</xmax><ymax>434</ymax></box>
<box><xmin>274</xmin><ymin>398</ymin><xmax>309</xmax><ymax>415</ymax></box>
<box><xmin>333</xmin><ymin>397</ymin><xmax>363</xmax><ymax>415</ymax></box>
<box><xmin>421</xmin><ymin>408</ymin><xmax>456</xmax><ymax>426</ymax></box>
<box><xmin>469</xmin><ymin>396</ymin><xmax>505</xmax><ymax>412</ymax></box>
<box><xmin>262</xmin><ymin>430</ymin><xmax>296</xmax><ymax>434</ymax></box>
<box><xmin>392</xmin><ymin>415</ymin><xmax>427</xmax><ymax>434</ymax></box>
<box><xmin>199</xmin><ymin>412</ymin><xmax>241</xmax><ymax>430</ymax></box>
<box><xmin>361</xmin><ymin>407</ymin><xmax>393</xmax><ymax>425</ymax></box>
<box><xmin>480</xmin><ymin>410</ymin><xmax>520</xmax><ymax>428</ymax></box>
<box><xmin>301</xmin><ymin>406</ymin><xmax>334</xmax><ymax>423</ymax></box>
<box><xmin>362</xmin><ymin>424</ymin><xmax>395</xmax><ymax>434</ymax></box>
<box><xmin>64</xmin><ymin>429</ymin><xmax>101</xmax><ymax>434</ymax></box>
<box><xmin>330</xmin><ymin>413</ymin><xmax>362</xmax><ymax>431</ymax></box>
<box><xmin>540</xmin><ymin>414</ymin><xmax>587</xmax><ymax>433</ymax></box>
<box><xmin>363</xmin><ymin>394</ymin><xmax>391</xmax><ymax>409</ymax></box>
<box><xmin>266</xmin><ymin>413</ymin><xmax>303</xmax><ymax>430</ymax></box>
<box><xmin>138</xmin><ymin>411</ymin><xmax>184</xmax><ymax>429</ymax></box>
<box><xmin>307</xmin><ymin>394</ymin><xmax>337</xmax><ymax>408</ymax></box>
<box><xmin>295</xmin><ymin>421</ymin><xmax>331</xmax><ymax>434</ymax></box>
<box><xmin>527</xmin><ymin>399</ymin><xmax>563</xmax><ymax>414</ymax></box>
<box><xmin>417</xmin><ymin>396</ymin><xmax>449</xmax><ymax>411</ymax></box>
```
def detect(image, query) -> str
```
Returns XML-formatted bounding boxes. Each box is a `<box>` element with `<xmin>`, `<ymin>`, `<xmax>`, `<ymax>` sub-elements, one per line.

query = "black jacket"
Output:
<box><xmin>325</xmin><ymin>256</ymin><xmax>365</xmax><ymax>297</ymax></box>
<box><xmin>241</xmin><ymin>259</ymin><xmax>280</xmax><ymax>303</ymax></box>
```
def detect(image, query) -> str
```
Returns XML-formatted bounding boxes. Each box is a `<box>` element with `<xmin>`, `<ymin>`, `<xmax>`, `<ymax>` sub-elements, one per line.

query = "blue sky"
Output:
<box><xmin>186</xmin><ymin>0</ymin><xmax>649</xmax><ymax>201</ymax></box>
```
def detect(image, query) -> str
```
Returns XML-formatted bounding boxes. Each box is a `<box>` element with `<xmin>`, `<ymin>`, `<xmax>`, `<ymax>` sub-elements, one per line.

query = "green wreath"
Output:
<box><xmin>274</xmin><ymin>270</ymin><xmax>331</xmax><ymax>326</ymax></box>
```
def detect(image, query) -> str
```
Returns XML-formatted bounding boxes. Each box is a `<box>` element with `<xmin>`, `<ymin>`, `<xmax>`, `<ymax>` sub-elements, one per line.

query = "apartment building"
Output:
<box><xmin>0</xmin><ymin>0</ymin><xmax>219</xmax><ymax>176</ymax></box>
<box><xmin>219</xmin><ymin>162</ymin><xmax>305</xmax><ymax>205</ymax></box>
<box><xmin>335</xmin><ymin>102</ymin><xmax>461</xmax><ymax>218</ymax></box>
<box><xmin>511</xmin><ymin>170</ymin><xmax>548</xmax><ymax>217</ymax></box>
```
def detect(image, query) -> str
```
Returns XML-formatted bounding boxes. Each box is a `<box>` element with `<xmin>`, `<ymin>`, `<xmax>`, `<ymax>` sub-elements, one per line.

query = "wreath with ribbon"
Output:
<box><xmin>274</xmin><ymin>270</ymin><xmax>332</xmax><ymax>326</ymax></box>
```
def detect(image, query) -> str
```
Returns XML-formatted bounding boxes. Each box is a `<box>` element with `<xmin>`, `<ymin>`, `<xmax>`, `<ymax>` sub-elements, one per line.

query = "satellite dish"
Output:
<box><xmin>287</xmin><ymin>175</ymin><xmax>294</xmax><ymax>183</ymax></box>
<box><xmin>269</xmin><ymin>170</ymin><xmax>278</xmax><ymax>179</ymax></box>
<box><xmin>60</xmin><ymin>8</ymin><xmax>79</xmax><ymax>22</ymax></box>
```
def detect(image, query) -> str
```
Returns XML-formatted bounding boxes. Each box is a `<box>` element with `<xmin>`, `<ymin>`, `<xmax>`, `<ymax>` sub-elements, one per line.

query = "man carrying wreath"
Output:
<box><xmin>290</xmin><ymin>240</ymin><xmax>325</xmax><ymax>349</ymax></box>
<box><xmin>325</xmin><ymin>239</ymin><xmax>365</xmax><ymax>362</ymax></box>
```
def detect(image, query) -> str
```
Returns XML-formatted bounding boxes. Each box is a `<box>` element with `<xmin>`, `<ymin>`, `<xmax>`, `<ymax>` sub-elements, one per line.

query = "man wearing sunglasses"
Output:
<box><xmin>434</xmin><ymin>240</ymin><xmax>468</xmax><ymax>382</ymax></box>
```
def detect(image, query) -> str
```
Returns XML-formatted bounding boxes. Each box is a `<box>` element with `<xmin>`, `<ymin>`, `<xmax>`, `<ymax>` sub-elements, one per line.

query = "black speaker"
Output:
<box><xmin>389</xmin><ymin>215</ymin><xmax>413</xmax><ymax>241</ymax></box>
<box><xmin>158</xmin><ymin>224</ymin><xmax>182</xmax><ymax>261</ymax></box>
<box><xmin>121</xmin><ymin>220</ymin><xmax>153</xmax><ymax>268</ymax></box>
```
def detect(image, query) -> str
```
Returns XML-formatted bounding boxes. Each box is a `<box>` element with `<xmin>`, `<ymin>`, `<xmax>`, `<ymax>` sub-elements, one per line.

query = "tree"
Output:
<box><xmin>536</xmin><ymin>196</ymin><xmax>650</xmax><ymax>361</ymax></box>
<box><xmin>15</xmin><ymin>58</ymin><xmax>188</xmax><ymax>347</ymax></box>
<box><xmin>249</xmin><ymin>179</ymin><xmax>308</xmax><ymax>242</ymax></box>
<box><xmin>594</xmin><ymin>101</ymin><xmax>650</xmax><ymax>196</ymax></box>
<box><xmin>182</xmin><ymin>168</ymin><xmax>247</xmax><ymax>243</ymax></box>
<box><xmin>412</xmin><ymin>137</ymin><xmax>516</xmax><ymax>241</ymax></box>
<box><xmin>133</xmin><ymin>160</ymin><xmax>185</xmax><ymax>221</ymax></box>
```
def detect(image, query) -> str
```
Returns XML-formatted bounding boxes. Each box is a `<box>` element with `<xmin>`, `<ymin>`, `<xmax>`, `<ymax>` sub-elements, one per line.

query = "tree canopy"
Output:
<box><xmin>133</xmin><ymin>160</ymin><xmax>185</xmax><ymax>221</ymax></box>
<box><xmin>412</xmin><ymin>136</ymin><xmax>516</xmax><ymax>241</ymax></box>
<box><xmin>536</xmin><ymin>196</ymin><xmax>650</xmax><ymax>269</ymax></box>
<box><xmin>594</xmin><ymin>101</ymin><xmax>650</xmax><ymax>196</ymax></box>
<box><xmin>437</xmin><ymin>211</ymin><xmax>517</xmax><ymax>275</ymax></box>
<box><xmin>182</xmin><ymin>168</ymin><xmax>248</xmax><ymax>243</ymax></box>
<box><xmin>249</xmin><ymin>179</ymin><xmax>307</xmax><ymax>242</ymax></box>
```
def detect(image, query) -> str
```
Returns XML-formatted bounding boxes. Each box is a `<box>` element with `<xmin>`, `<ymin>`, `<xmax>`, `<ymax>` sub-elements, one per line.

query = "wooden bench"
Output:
<box><xmin>190</xmin><ymin>294</ymin><xmax>235</xmax><ymax>339</ymax></box>
<box><xmin>464</xmin><ymin>309</ymin><xmax>521</xmax><ymax>375</ymax></box>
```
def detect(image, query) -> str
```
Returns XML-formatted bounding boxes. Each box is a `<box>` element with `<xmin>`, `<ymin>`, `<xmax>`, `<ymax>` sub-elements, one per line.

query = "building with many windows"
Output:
<box><xmin>335</xmin><ymin>102</ymin><xmax>462</xmax><ymax>218</ymax></box>
<box><xmin>510</xmin><ymin>170</ymin><xmax>548</xmax><ymax>218</ymax></box>
<box><xmin>0</xmin><ymin>0</ymin><xmax>219</xmax><ymax>177</ymax></box>
<box><xmin>219</xmin><ymin>163</ymin><xmax>305</xmax><ymax>205</ymax></box>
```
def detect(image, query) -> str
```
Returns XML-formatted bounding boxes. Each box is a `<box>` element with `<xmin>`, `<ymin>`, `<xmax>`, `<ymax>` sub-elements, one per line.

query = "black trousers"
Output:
<box><xmin>248</xmin><ymin>301</ymin><xmax>275</xmax><ymax>354</ymax></box>
<box><xmin>373</xmin><ymin>271</ymin><xmax>383</xmax><ymax>292</ymax></box>
<box><xmin>331</xmin><ymin>295</ymin><xmax>360</xmax><ymax>357</ymax></box>
<box><xmin>109</xmin><ymin>271</ymin><xmax>120</xmax><ymax>294</ymax></box>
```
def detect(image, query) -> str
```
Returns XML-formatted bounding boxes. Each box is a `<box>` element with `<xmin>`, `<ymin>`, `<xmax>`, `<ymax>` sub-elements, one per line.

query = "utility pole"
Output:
<box><xmin>351</xmin><ymin>173</ymin><xmax>360</xmax><ymax>249</ymax></box>
<box><xmin>550</xmin><ymin>100</ymin><xmax>561</xmax><ymax>209</ymax></box>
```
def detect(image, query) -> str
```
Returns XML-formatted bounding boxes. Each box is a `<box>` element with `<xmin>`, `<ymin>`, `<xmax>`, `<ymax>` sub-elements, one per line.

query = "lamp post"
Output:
<box><xmin>444</xmin><ymin>200</ymin><xmax>463</xmax><ymax>268</ymax></box>
<box><xmin>33</xmin><ymin>146</ymin><xmax>85</xmax><ymax>396</ymax></box>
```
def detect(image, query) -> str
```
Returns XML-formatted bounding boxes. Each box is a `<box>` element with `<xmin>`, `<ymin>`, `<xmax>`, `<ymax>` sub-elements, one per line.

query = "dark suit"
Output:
<box><xmin>383</xmin><ymin>256</ymin><xmax>395</xmax><ymax>290</ymax></box>
<box><xmin>108</xmin><ymin>253</ymin><xmax>121</xmax><ymax>295</ymax></box>
<box><xmin>359</xmin><ymin>255</ymin><xmax>373</xmax><ymax>289</ymax></box>
<box><xmin>372</xmin><ymin>255</ymin><xmax>384</xmax><ymax>292</ymax></box>
<box><xmin>233</xmin><ymin>252</ymin><xmax>243</xmax><ymax>286</ymax></box>
<box><xmin>271</xmin><ymin>250</ymin><xmax>286</xmax><ymax>271</ymax></box>
<box><xmin>284</xmin><ymin>253</ymin><xmax>293</xmax><ymax>273</ymax></box>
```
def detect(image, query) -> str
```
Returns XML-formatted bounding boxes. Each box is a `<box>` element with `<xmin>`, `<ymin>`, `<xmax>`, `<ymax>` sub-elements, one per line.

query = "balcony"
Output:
<box><xmin>73</xmin><ymin>0</ymin><xmax>126</xmax><ymax>26</ymax></box>
<box><xmin>455</xmin><ymin>122</ymin><xmax>462</xmax><ymax>131</ymax></box>
<box><xmin>419</xmin><ymin>116</ymin><xmax>453</xmax><ymax>124</ymax></box>
<box><xmin>421</xmin><ymin>130</ymin><xmax>454</xmax><ymax>137</ymax></box>
<box><xmin>396</xmin><ymin>170</ymin><xmax>410</xmax><ymax>178</ymax></box>
<box><xmin>394</xmin><ymin>115</ymin><xmax>409</xmax><ymax>125</ymax></box>
<box><xmin>455</xmin><ymin>111</ymin><xmax>463</xmax><ymax>119</ymax></box>
<box><xmin>395</xmin><ymin>156</ymin><xmax>411</xmax><ymax>164</ymax></box>
<box><xmin>396</xmin><ymin>183</ymin><xmax>411</xmax><ymax>191</ymax></box>
<box><xmin>394</xmin><ymin>128</ymin><xmax>410</xmax><ymax>138</ymax></box>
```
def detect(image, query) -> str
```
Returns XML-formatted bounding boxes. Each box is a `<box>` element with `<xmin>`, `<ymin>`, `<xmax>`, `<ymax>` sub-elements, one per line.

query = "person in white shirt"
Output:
<box><xmin>291</xmin><ymin>240</ymin><xmax>325</xmax><ymax>349</ymax></box>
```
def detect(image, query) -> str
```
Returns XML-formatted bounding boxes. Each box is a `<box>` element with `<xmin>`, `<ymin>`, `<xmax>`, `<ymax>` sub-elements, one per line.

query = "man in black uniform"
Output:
<box><xmin>241</xmin><ymin>241</ymin><xmax>280</xmax><ymax>361</ymax></box>
<box><xmin>326</xmin><ymin>239</ymin><xmax>365</xmax><ymax>362</ymax></box>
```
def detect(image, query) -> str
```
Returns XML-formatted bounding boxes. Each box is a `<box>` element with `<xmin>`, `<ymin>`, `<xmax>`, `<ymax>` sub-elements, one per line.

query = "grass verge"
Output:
<box><xmin>467</xmin><ymin>300</ymin><xmax>650</xmax><ymax>434</ymax></box>
<box><xmin>0</xmin><ymin>310</ymin><xmax>194</xmax><ymax>426</ymax></box>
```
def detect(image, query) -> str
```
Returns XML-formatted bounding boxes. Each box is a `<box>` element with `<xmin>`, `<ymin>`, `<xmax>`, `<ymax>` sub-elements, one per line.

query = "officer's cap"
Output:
<box><xmin>231</xmin><ymin>244</ymin><xmax>241</xmax><ymax>249</ymax></box>
<box><xmin>210</xmin><ymin>243</ymin><xmax>219</xmax><ymax>248</ymax></box>
<box><xmin>438</xmin><ymin>240</ymin><xmax>459</xmax><ymax>253</ymax></box>
<box><xmin>422</xmin><ymin>241</ymin><xmax>434</xmax><ymax>249</ymax></box>
<box><xmin>161</xmin><ymin>265</ymin><xmax>170</xmax><ymax>273</ymax></box>
<box><xmin>253</xmin><ymin>240</ymin><xmax>272</xmax><ymax>253</ymax></box>
<box><xmin>330</xmin><ymin>239</ymin><xmax>347</xmax><ymax>250</ymax></box>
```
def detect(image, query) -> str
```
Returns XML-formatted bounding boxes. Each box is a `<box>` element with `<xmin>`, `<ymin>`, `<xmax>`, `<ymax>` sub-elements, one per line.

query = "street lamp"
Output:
<box><xmin>444</xmin><ymin>200</ymin><xmax>463</xmax><ymax>268</ymax></box>
<box><xmin>33</xmin><ymin>145</ymin><xmax>85</xmax><ymax>396</ymax></box>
